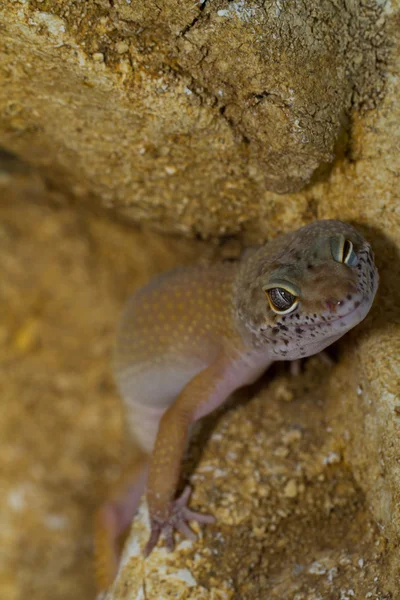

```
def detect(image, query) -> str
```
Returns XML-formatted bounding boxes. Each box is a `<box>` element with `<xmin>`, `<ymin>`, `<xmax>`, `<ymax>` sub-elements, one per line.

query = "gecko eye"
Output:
<box><xmin>263</xmin><ymin>282</ymin><xmax>300</xmax><ymax>315</ymax></box>
<box><xmin>330</xmin><ymin>235</ymin><xmax>358</xmax><ymax>267</ymax></box>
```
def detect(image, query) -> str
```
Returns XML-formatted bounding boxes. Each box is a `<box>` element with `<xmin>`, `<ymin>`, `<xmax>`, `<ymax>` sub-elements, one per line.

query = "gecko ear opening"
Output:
<box><xmin>262</xmin><ymin>280</ymin><xmax>300</xmax><ymax>315</ymax></box>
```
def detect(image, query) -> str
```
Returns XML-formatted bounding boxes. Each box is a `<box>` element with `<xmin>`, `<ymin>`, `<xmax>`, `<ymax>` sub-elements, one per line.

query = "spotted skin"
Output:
<box><xmin>95</xmin><ymin>220</ymin><xmax>378</xmax><ymax>596</ymax></box>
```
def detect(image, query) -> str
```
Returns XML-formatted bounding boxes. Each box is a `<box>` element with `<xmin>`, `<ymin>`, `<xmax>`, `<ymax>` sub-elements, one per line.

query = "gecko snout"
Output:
<box><xmin>323</xmin><ymin>278</ymin><xmax>358</xmax><ymax>312</ymax></box>
<box><xmin>325</xmin><ymin>299</ymin><xmax>340</xmax><ymax>313</ymax></box>
<box><xmin>325</xmin><ymin>287</ymin><xmax>358</xmax><ymax>313</ymax></box>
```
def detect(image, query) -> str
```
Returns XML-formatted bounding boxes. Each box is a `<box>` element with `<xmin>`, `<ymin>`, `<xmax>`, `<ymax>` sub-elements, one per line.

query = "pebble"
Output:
<box><xmin>283</xmin><ymin>479</ymin><xmax>298</xmax><ymax>498</ymax></box>
<box><xmin>282</xmin><ymin>429</ymin><xmax>302</xmax><ymax>446</ymax></box>
<box><xmin>115</xmin><ymin>42</ymin><xmax>129</xmax><ymax>54</ymax></box>
<box><xmin>276</xmin><ymin>382</ymin><xmax>294</xmax><ymax>402</ymax></box>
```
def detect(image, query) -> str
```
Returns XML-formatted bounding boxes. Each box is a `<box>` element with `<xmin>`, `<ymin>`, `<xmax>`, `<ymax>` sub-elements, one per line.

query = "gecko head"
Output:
<box><xmin>234</xmin><ymin>220</ymin><xmax>379</xmax><ymax>359</ymax></box>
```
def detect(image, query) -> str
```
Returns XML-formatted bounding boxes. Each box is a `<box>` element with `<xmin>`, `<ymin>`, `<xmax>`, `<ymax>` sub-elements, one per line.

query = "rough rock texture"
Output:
<box><xmin>109</xmin><ymin>371</ymin><xmax>393</xmax><ymax>600</ymax></box>
<box><xmin>0</xmin><ymin>0</ymin><xmax>387</xmax><ymax>237</ymax></box>
<box><xmin>0</xmin><ymin>0</ymin><xmax>399</xmax><ymax>599</ymax></box>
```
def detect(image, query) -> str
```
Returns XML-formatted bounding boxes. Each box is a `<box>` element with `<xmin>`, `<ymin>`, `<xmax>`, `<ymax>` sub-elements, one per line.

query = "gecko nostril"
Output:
<box><xmin>326</xmin><ymin>300</ymin><xmax>339</xmax><ymax>312</ymax></box>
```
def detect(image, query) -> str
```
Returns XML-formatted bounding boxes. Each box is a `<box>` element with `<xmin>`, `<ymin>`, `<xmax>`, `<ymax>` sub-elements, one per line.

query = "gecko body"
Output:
<box><xmin>95</xmin><ymin>220</ymin><xmax>378</xmax><ymax>594</ymax></box>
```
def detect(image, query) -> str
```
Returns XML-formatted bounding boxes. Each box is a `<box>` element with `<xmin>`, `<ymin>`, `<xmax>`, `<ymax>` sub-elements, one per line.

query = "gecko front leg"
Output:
<box><xmin>144</xmin><ymin>352</ymin><xmax>254</xmax><ymax>556</ymax></box>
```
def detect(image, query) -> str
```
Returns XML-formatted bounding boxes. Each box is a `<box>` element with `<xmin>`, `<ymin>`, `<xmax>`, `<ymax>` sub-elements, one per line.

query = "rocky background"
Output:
<box><xmin>0</xmin><ymin>1</ymin><xmax>399</xmax><ymax>599</ymax></box>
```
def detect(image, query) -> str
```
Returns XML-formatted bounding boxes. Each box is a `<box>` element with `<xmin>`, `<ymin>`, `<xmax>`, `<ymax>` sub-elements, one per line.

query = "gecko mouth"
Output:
<box><xmin>261</xmin><ymin>298</ymin><xmax>368</xmax><ymax>342</ymax></box>
<box><xmin>306</xmin><ymin>297</ymin><xmax>371</xmax><ymax>332</ymax></box>
<box><xmin>318</xmin><ymin>302</ymin><xmax>365</xmax><ymax>327</ymax></box>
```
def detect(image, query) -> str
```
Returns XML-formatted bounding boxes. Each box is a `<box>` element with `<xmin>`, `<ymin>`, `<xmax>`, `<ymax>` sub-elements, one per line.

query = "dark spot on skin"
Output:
<box><xmin>296</xmin><ymin>314</ymin><xmax>300</xmax><ymax>319</ymax></box>
<box><xmin>278</xmin><ymin>324</ymin><xmax>288</xmax><ymax>332</ymax></box>
<box><xmin>283</xmin><ymin>339</ymin><xmax>289</xmax><ymax>346</ymax></box>
<box><xmin>272</xmin><ymin>327</ymin><xmax>279</xmax><ymax>334</ymax></box>
<box><xmin>347</xmin><ymin>294</ymin><xmax>352</xmax><ymax>301</ymax></box>
<box><xmin>313</xmin><ymin>314</ymin><xmax>317</xmax><ymax>318</ymax></box>
<box><xmin>295</xmin><ymin>327</ymin><xmax>304</xmax><ymax>334</ymax></box>
<box><xmin>354</xmin><ymin>301</ymin><xmax>360</xmax><ymax>309</ymax></box>
<box><xmin>307</xmin><ymin>264</ymin><xmax>313</xmax><ymax>270</ymax></box>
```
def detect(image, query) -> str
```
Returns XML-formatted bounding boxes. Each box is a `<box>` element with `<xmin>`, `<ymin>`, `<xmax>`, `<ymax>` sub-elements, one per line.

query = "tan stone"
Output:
<box><xmin>0</xmin><ymin>0</ymin><xmax>399</xmax><ymax>599</ymax></box>
<box><xmin>0</xmin><ymin>0</ymin><xmax>387</xmax><ymax>238</ymax></box>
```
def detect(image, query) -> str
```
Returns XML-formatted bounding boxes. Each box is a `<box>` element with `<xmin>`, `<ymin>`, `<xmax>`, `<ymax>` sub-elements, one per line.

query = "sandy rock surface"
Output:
<box><xmin>0</xmin><ymin>0</ymin><xmax>387</xmax><ymax>235</ymax></box>
<box><xmin>0</xmin><ymin>1</ymin><xmax>399</xmax><ymax>599</ymax></box>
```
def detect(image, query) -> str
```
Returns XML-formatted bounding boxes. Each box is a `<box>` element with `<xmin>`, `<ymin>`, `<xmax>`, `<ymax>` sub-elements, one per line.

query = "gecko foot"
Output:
<box><xmin>290</xmin><ymin>350</ymin><xmax>335</xmax><ymax>376</ymax></box>
<box><xmin>144</xmin><ymin>486</ymin><xmax>215</xmax><ymax>557</ymax></box>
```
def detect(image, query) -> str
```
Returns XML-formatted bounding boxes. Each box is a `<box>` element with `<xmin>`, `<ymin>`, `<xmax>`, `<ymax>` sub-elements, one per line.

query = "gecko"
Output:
<box><xmin>94</xmin><ymin>219</ymin><xmax>378</xmax><ymax>595</ymax></box>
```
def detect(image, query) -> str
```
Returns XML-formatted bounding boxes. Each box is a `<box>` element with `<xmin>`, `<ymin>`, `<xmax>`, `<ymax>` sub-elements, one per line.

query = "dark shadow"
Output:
<box><xmin>347</xmin><ymin>220</ymin><xmax>400</xmax><ymax>333</ymax></box>
<box><xmin>302</xmin><ymin>117</ymin><xmax>351</xmax><ymax>190</ymax></box>
<box><xmin>0</xmin><ymin>145</ymin><xmax>32</xmax><ymax>174</ymax></box>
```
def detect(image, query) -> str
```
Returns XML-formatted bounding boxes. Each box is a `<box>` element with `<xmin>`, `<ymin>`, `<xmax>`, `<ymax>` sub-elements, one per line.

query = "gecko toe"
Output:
<box><xmin>143</xmin><ymin>524</ymin><xmax>162</xmax><ymax>557</ymax></box>
<box><xmin>176</xmin><ymin>520</ymin><xmax>197</xmax><ymax>541</ymax></box>
<box><xmin>289</xmin><ymin>359</ymin><xmax>301</xmax><ymax>376</ymax></box>
<box><xmin>176</xmin><ymin>485</ymin><xmax>192</xmax><ymax>507</ymax></box>
<box><xmin>176</xmin><ymin>486</ymin><xmax>215</xmax><ymax>524</ymax></box>
<box><xmin>183</xmin><ymin>507</ymin><xmax>215</xmax><ymax>524</ymax></box>
<box><xmin>145</xmin><ymin>487</ymin><xmax>214</xmax><ymax>555</ymax></box>
<box><xmin>165</xmin><ymin>524</ymin><xmax>175</xmax><ymax>551</ymax></box>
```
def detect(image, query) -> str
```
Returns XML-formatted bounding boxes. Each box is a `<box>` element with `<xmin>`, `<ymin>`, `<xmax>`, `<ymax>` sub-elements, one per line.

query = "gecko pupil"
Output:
<box><xmin>269</xmin><ymin>287</ymin><xmax>296</xmax><ymax>310</ymax></box>
<box><xmin>343</xmin><ymin>240</ymin><xmax>351</xmax><ymax>259</ymax></box>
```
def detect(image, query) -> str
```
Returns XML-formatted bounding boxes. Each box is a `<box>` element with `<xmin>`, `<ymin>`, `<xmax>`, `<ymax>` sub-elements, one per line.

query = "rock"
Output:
<box><xmin>283</xmin><ymin>479</ymin><xmax>298</xmax><ymax>498</ymax></box>
<box><xmin>0</xmin><ymin>0</ymin><xmax>399</xmax><ymax>599</ymax></box>
<box><xmin>107</xmin><ymin>364</ymin><xmax>393</xmax><ymax>599</ymax></box>
<box><xmin>0</xmin><ymin>0</ymin><xmax>387</xmax><ymax>237</ymax></box>
<box><xmin>107</xmin><ymin>1</ymin><xmax>400</xmax><ymax>597</ymax></box>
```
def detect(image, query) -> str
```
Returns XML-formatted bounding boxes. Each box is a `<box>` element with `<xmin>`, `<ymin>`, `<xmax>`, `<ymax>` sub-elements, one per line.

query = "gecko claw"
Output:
<box><xmin>144</xmin><ymin>486</ymin><xmax>215</xmax><ymax>556</ymax></box>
